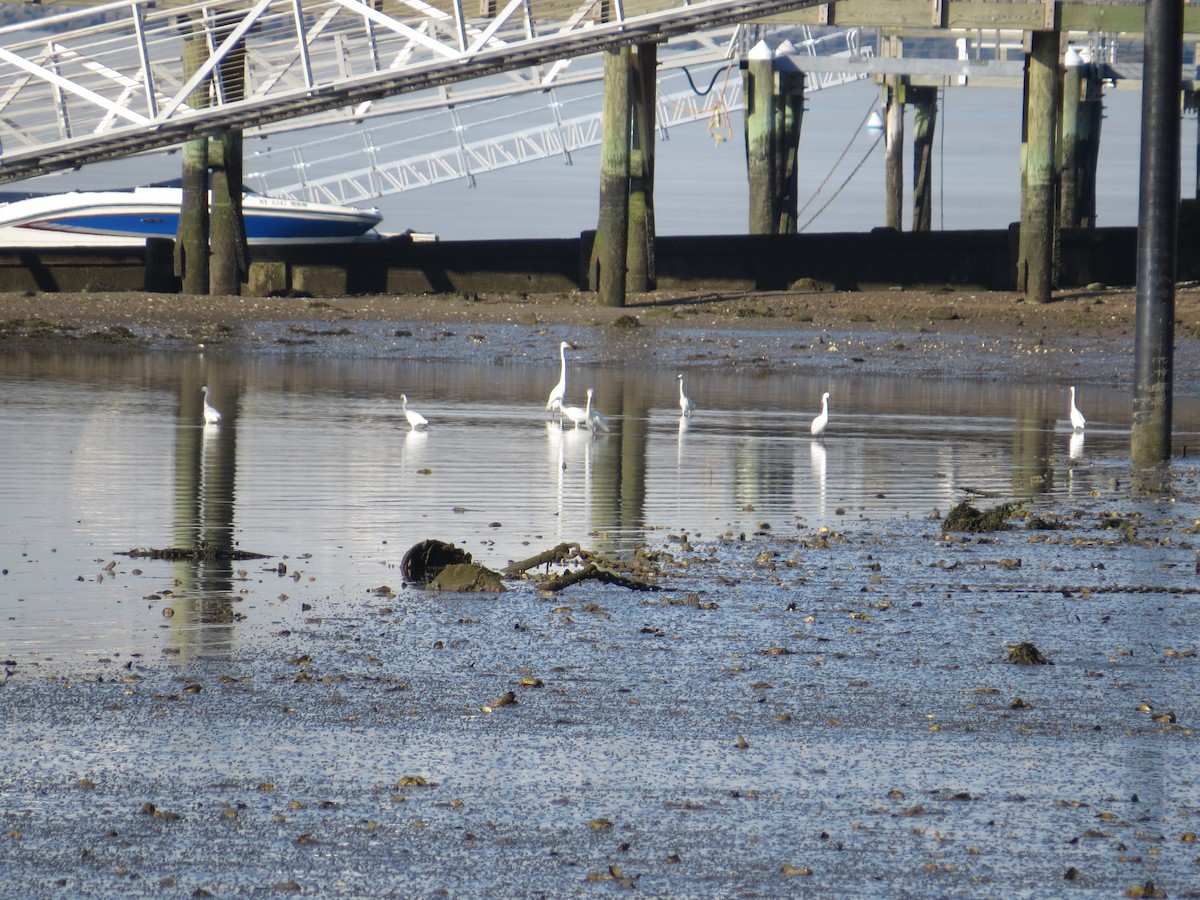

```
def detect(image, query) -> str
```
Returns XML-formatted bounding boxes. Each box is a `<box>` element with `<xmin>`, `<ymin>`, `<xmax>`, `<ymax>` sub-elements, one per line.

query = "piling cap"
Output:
<box><xmin>775</xmin><ymin>39</ymin><xmax>797</xmax><ymax>56</ymax></box>
<box><xmin>1064</xmin><ymin>45</ymin><xmax>1083</xmax><ymax>67</ymax></box>
<box><xmin>748</xmin><ymin>40</ymin><xmax>774</xmax><ymax>61</ymax></box>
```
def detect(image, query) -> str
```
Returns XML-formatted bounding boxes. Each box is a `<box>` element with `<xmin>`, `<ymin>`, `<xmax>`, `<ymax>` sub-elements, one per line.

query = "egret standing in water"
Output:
<box><xmin>1069</xmin><ymin>385</ymin><xmax>1087</xmax><ymax>432</ymax></box>
<box><xmin>546</xmin><ymin>340</ymin><xmax>570</xmax><ymax>416</ymax></box>
<box><xmin>400</xmin><ymin>393</ymin><xmax>428</xmax><ymax>430</ymax></box>
<box><xmin>677</xmin><ymin>374</ymin><xmax>695</xmax><ymax>417</ymax></box>
<box><xmin>201</xmin><ymin>385</ymin><xmax>222</xmax><ymax>425</ymax></box>
<box><xmin>562</xmin><ymin>395</ymin><xmax>589</xmax><ymax>430</ymax></box>
<box><xmin>810</xmin><ymin>391</ymin><xmax>830</xmax><ymax>437</ymax></box>
<box><xmin>585</xmin><ymin>388</ymin><xmax>610</xmax><ymax>433</ymax></box>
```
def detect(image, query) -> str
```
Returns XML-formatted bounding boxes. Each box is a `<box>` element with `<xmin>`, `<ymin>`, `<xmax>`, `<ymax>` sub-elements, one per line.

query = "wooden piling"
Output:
<box><xmin>1058</xmin><ymin>50</ymin><xmax>1083</xmax><ymax>230</ymax></box>
<box><xmin>1132</xmin><ymin>0</ymin><xmax>1184</xmax><ymax>464</ymax></box>
<box><xmin>1018</xmin><ymin>30</ymin><xmax>1060</xmax><ymax>303</ymax></box>
<box><xmin>745</xmin><ymin>41</ymin><xmax>776</xmax><ymax>235</ymax></box>
<box><xmin>176</xmin><ymin>17</ymin><xmax>209</xmax><ymax>296</ymax></box>
<box><xmin>776</xmin><ymin>69</ymin><xmax>804</xmax><ymax>234</ymax></box>
<box><xmin>210</xmin><ymin>36</ymin><xmax>249</xmax><ymax>296</ymax></box>
<box><xmin>911</xmin><ymin>86</ymin><xmax>937</xmax><ymax>233</ymax></box>
<box><xmin>592</xmin><ymin>46</ymin><xmax>631</xmax><ymax>307</ymax></box>
<box><xmin>626</xmin><ymin>42</ymin><xmax>657</xmax><ymax>293</ymax></box>
<box><xmin>884</xmin><ymin>76</ymin><xmax>904</xmax><ymax>230</ymax></box>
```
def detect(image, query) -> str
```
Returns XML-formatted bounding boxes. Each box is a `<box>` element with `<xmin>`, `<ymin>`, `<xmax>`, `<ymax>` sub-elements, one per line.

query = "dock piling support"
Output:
<box><xmin>592</xmin><ymin>45</ymin><xmax>632</xmax><ymax>307</ymax></box>
<box><xmin>627</xmin><ymin>42</ymin><xmax>657</xmax><ymax>293</ymax></box>
<box><xmin>176</xmin><ymin>17</ymin><xmax>209</xmax><ymax>296</ymax></box>
<box><xmin>884</xmin><ymin>76</ymin><xmax>904</xmax><ymax>230</ymax></box>
<box><xmin>1131</xmin><ymin>0</ymin><xmax>1184</xmax><ymax>464</ymax></box>
<box><xmin>745</xmin><ymin>41</ymin><xmax>776</xmax><ymax>235</ymax></box>
<box><xmin>911</xmin><ymin>86</ymin><xmax>937</xmax><ymax>232</ymax></box>
<box><xmin>1018</xmin><ymin>29</ymin><xmax>1060</xmax><ymax>303</ymax></box>
<box><xmin>210</xmin><ymin>34</ymin><xmax>248</xmax><ymax>296</ymax></box>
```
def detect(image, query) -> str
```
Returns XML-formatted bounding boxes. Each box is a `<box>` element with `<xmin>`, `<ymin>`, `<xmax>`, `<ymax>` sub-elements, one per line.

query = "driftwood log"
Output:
<box><xmin>541</xmin><ymin>562</ymin><xmax>663</xmax><ymax>593</ymax></box>
<box><xmin>505</xmin><ymin>542</ymin><xmax>662</xmax><ymax>592</ymax></box>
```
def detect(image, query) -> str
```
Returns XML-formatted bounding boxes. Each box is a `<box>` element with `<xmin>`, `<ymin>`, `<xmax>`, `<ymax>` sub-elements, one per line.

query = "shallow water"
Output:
<box><xmin>2</xmin><ymin>347</ymin><xmax>1198</xmax><ymax>666</ymax></box>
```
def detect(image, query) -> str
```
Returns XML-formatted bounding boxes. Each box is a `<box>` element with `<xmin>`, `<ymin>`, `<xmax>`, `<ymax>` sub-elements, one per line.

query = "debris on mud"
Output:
<box><xmin>428</xmin><ymin>562</ymin><xmax>506</xmax><ymax>593</ymax></box>
<box><xmin>119</xmin><ymin>546</ymin><xmax>269</xmax><ymax>561</ymax></box>
<box><xmin>401</xmin><ymin>539</ymin><xmax>473</xmax><ymax>586</ymax></box>
<box><xmin>943</xmin><ymin>499</ymin><xmax>1020</xmax><ymax>533</ymax></box>
<box><xmin>1007</xmin><ymin>642</ymin><xmax>1053</xmax><ymax>665</ymax></box>
<box><xmin>505</xmin><ymin>542</ymin><xmax>663</xmax><ymax>592</ymax></box>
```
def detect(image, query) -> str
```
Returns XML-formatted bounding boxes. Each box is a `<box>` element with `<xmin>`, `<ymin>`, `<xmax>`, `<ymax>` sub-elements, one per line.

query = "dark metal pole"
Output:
<box><xmin>1131</xmin><ymin>0</ymin><xmax>1184</xmax><ymax>464</ymax></box>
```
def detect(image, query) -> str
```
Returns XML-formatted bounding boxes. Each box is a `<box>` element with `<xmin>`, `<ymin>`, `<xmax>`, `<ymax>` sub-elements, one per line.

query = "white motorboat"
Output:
<box><xmin>0</xmin><ymin>187</ymin><xmax>383</xmax><ymax>248</ymax></box>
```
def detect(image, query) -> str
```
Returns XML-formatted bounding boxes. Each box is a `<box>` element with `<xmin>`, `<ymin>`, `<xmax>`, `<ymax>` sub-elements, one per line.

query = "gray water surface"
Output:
<box><xmin>1</xmin><ymin>347</ymin><xmax>1193</xmax><ymax>666</ymax></box>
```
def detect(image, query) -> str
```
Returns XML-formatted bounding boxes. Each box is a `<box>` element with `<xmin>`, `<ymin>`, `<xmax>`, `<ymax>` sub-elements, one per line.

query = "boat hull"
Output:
<box><xmin>0</xmin><ymin>188</ymin><xmax>382</xmax><ymax>248</ymax></box>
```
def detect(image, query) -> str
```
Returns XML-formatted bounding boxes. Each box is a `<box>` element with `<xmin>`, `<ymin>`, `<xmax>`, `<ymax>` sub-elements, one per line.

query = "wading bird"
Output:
<box><xmin>586</xmin><ymin>388</ymin><xmax>609</xmax><ymax>433</ymax></box>
<box><xmin>677</xmin><ymin>374</ymin><xmax>695</xmax><ymax>418</ymax></box>
<box><xmin>546</xmin><ymin>341</ymin><xmax>570</xmax><ymax>416</ymax></box>
<box><xmin>562</xmin><ymin>396</ymin><xmax>589</xmax><ymax>429</ymax></box>
<box><xmin>401</xmin><ymin>393</ymin><xmax>428</xmax><ymax>430</ymax></box>
<box><xmin>1069</xmin><ymin>385</ymin><xmax>1087</xmax><ymax>433</ymax></box>
<box><xmin>201</xmin><ymin>385</ymin><xmax>222</xmax><ymax>425</ymax></box>
<box><xmin>810</xmin><ymin>391</ymin><xmax>830</xmax><ymax>437</ymax></box>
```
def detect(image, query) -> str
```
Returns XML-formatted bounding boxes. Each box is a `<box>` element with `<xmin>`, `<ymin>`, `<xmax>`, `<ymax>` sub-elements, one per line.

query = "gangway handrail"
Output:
<box><xmin>0</xmin><ymin>0</ymin><xmax>827</xmax><ymax>182</ymax></box>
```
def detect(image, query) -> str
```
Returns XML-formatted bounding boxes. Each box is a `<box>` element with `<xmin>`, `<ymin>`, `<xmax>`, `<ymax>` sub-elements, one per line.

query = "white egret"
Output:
<box><xmin>562</xmin><ymin>397</ymin><xmax>588</xmax><ymax>429</ymax></box>
<box><xmin>1069</xmin><ymin>385</ymin><xmax>1086</xmax><ymax>432</ymax></box>
<box><xmin>677</xmin><ymin>374</ymin><xmax>695</xmax><ymax>417</ymax></box>
<box><xmin>810</xmin><ymin>391</ymin><xmax>830</xmax><ymax>437</ymax></box>
<box><xmin>200</xmin><ymin>385</ymin><xmax>222</xmax><ymax>425</ymax></box>
<box><xmin>400</xmin><ymin>393</ymin><xmax>428</xmax><ymax>430</ymax></box>
<box><xmin>546</xmin><ymin>340</ymin><xmax>570</xmax><ymax>414</ymax></box>
<box><xmin>585</xmin><ymin>388</ymin><xmax>610</xmax><ymax>433</ymax></box>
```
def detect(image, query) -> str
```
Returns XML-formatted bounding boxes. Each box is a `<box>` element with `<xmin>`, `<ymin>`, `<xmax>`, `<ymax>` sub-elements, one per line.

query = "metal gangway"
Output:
<box><xmin>0</xmin><ymin>0</ymin><xmax>828</xmax><ymax>183</ymax></box>
<box><xmin>246</xmin><ymin>24</ymin><xmax>872</xmax><ymax>205</ymax></box>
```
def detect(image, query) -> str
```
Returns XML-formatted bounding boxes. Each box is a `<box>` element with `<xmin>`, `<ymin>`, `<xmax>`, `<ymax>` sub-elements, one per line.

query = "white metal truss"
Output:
<box><xmin>0</xmin><ymin>0</ymin><xmax>826</xmax><ymax>183</ymax></box>
<box><xmin>247</xmin><ymin>28</ymin><xmax>872</xmax><ymax>203</ymax></box>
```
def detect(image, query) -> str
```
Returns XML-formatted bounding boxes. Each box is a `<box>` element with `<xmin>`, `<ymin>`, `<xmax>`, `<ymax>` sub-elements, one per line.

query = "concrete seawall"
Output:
<box><xmin>0</xmin><ymin>223</ymin><xmax>1179</xmax><ymax>296</ymax></box>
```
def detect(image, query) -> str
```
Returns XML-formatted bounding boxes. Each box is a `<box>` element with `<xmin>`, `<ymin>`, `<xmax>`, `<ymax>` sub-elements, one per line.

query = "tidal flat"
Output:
<box><xmin>2</xmin><ymin>287</ymin><xmax>1199</xmax><ymax>897</ymax></box>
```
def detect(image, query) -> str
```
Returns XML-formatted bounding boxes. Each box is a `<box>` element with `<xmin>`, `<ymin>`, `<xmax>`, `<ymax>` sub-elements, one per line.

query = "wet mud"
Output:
<box><xmin>3</xmin><ymin>487</ymin><xmax>1199</xmax><ymax>897</ymax></box>
<box><xmin>2</xmin><ymin>288</ymin><xmax>1199</xmax><ymax>897</ymax></box>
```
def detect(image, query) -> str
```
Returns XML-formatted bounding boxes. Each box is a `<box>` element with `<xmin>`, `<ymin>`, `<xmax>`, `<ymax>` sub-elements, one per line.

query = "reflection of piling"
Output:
<box><xmin>1132</xmin><ymin>0</ymin><xmax>1183</xmax><ymax>464</ymax></box>
<box><xmin>627</xmin><ymin>42</ymin><xmax>657</xmax><ymax>293</ymax></box>
<box><xmin>1018</xmin><ymin>30</ymin><xmax>1060</xmax><ymax>304</ymax></box>
<box><xmin>592</xmin><ymin>46</ymin><xmax>632</xmax><ymax>307</ymax></box>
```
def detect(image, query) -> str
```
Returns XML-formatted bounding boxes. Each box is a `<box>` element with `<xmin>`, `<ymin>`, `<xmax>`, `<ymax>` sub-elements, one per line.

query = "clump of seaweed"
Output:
<box><xmin>943</xmin><ymin>499</ymin><xmax>1020</xmax><ymax>533</ymax></box>
<box><xmin>1007</xmin><ymin>642</ymin><xmax>1052</xmax><ymax>665</ymax></box>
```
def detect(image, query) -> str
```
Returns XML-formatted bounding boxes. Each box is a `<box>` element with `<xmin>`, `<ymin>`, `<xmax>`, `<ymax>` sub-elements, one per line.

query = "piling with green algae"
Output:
<box><xmin>910</xmin><ymin>86</ymin><xmax>937</xmax><ymax>233</ymax></box>
<box><xmin>744</xmin><ymin>40</ymin><xmax>776</xmax><ymax>235</ymax></box>
<box><xmin>883</xmin><ymin>76</ymin><xmax>904</xmax><ymax>231</ymax></box>
<box><xmin>176</xmin><ymin>16</ymin><xmax>210</xmax><ymax>295</ymax></box>
<box><xmin>775</xmin><ymin>68</ymin><xmax>803</xmax><ymax>234</ymax></box>
<box><xmin>743</xmin><ymin>42</ymin><xmax>802</xmax><ymax>236</ymax></box>
<box><xmin>626</xmin><ymin>42</ymin><xmax>657</xmax><ymax>293</ymax></box>
<box><xmin>1132</xmin><ymin>0</ymin><xmax>1183</xmax><ymax>464</ymax></box>
<box><xmin>1018</xmin><ymin>29</ymin><xmax>1060</xmax><ymax>304</ymax></box>
<box><xmin>591</xmin><ymin>45</ymin><xmax>632</xmax><ymax>307</ymax></box>
<box><xmin>210</xmin><ymin>34</ymin><xmax>249</xmax><ymax>296</ymax></box>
